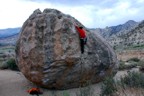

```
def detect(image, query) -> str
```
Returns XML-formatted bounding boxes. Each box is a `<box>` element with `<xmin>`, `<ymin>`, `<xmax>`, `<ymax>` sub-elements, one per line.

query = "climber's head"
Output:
<box><xmin>79</xmin><ymin>26</ymin><xmax>83</xmax><ymax>29</ymax></box>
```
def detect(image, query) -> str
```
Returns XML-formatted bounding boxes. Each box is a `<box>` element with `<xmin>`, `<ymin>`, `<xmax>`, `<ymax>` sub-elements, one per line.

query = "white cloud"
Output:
<box><xmin>0</xmin><ymin>0</ymin><xmax>144</xmax><ymax>29</ymax></box>
<box><xmin>0</xmin><ymin>0</ymin><xmax>52</xmax><ymax>29</ymax></box>
<box><xmin>90</xmin><ymin>0</ymin><xmax>144</xmax><ymax>28</ymax></box>
<box><xmin>0</xmin><ymin>0</ymin><xmax>95</xmax><ymax>28</ymax></box>
<box><xmin>63</xmin><ymin>5</ymin><xmax>95</xmax><ymax>28</ymax></box>
<box><xmin>137</xmin><ymin>0</ymin><xmax>144</xmax><ymax>3</ymax></box>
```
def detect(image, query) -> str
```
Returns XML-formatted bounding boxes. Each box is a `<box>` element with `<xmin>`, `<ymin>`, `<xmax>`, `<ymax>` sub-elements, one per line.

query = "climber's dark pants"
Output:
<box><xmin>80</xmin><ymin>38</ymin><xmax>87</xmax><ymax>54</ymax></box>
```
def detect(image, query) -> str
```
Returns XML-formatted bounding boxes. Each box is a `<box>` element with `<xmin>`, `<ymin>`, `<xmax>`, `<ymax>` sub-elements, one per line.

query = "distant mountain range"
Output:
<box><xmin>0</xmin><ymin>33</ymin><xmax>19</xmax><ymax>46</ymax></box>
<box><xmin>90</xmin><ymin>20</ymin><xmax>144</xmax><ymax>49</ymax></box>
<box><xmin>108</xmin><ymin>20</ymin><xmax>144</xmax><ymax>49</ymax></box>
<box><xmin>0</xmin><ymin>27</ymin><xmax>20</xmax><ymax>38</ymax></box>
<box><xmin>0</xmin><ymin>20</ymin><xmax>144</xmax><ymax>48</ymax></box>
<box><xmin>90</xmin><ymin>20</ymin><xmax>139</xmax><ymax>39</ymax></box>
<box><xmin>0</xmin><ymin>28</ymin><xmax>20</xmax><ymax>45</ymax></box>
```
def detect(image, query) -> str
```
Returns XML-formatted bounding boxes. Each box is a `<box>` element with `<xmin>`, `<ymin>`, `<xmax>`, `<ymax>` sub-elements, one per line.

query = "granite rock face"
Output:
<box><xmin>15</xmin><ymin>8</ymin><xmax>118</xmax><ymax>89</ymax></box>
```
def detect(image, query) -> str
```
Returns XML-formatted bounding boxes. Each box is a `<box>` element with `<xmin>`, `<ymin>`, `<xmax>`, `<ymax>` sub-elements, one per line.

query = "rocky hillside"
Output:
<box><xmin>0</xmin><ymin>33</ymin><xmax>18</xmax><ymax>46</ymax></box>
<box><xmin>0</xmin><ymin>20</ymin><xmax>143</xmax><ymax>49</ymax></box>
<box><xmin>0</xmin><ymin>27</ymin><xmax>20</xmax><ymax>38</ymax></box>
<box><xmin>0</xmin><ymin>27</ymin><xmax>20</xmax><ymax>46</ymax></box>
<box><xmin>108</xmin><ymin>20</ymin><xmax>144</xmax><ymax>49</ymax></box>
<box><xmin>90</xmin><ymin>20</ymin><xmax>144</xmax><ymax>51</ymax></box>
<box><xmin>91</xmin><ymin>20</ymin><xmax>138</xmax><ymax>39</ymax></box>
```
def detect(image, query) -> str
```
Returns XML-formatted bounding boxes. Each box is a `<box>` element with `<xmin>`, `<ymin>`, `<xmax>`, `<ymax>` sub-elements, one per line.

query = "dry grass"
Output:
<box><xmin>116</xmin><ymin>87</ymin><xmax>144</xmax><ymax>96</ymax></box>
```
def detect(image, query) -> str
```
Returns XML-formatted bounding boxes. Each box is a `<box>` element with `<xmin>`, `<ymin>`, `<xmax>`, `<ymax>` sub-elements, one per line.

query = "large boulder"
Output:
<box><xmin>15</xmin><ymin>8</ymin><xmax>118</xmax><ymax>89</ymax></box>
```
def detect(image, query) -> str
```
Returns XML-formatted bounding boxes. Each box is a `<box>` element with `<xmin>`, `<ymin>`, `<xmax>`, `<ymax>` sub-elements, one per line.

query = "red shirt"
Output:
<box><xmin>75</xmin><ymin>26</ymin><xmax>86</xmax><ymax>38</ymax></box>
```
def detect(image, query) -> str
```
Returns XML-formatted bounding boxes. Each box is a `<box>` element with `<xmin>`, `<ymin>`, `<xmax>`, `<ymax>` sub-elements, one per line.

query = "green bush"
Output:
<box><xmin>0</xmin><ymin>62</ymin><xmax>8</xmax><ymax>69</ymax></box>
<box><xmin>120</xmin><ymin>72</ymin><xmax>144</xmax><ymax>88</ymax></box>
<box><xmin>118</xmin><ymin>61</ymin><xmax>137</xmax><ymax>70</ymax></box>
<box><xmin>76</xmin><ymin>81</ymin><xmax>94</xmax><ymax>96</ymax></box>
<box><xmin>100</xmin><ymin>76</ymin><xmax>117</xmax><ymax>96</ymax></box>
<box><xmin>118</xmin><ymin>61</ymin><xmax>126</xmax><ymax>70</ymax></box>
<box><xmin>6</xmin><ymin>58</ymin><xmax>19</xmax><ymax>71</ymax></box>
<box><xmin>137</xmin><ymin>60</ymin><xmax>144</xmax><ymax>67</ymax></box>
<box><xmin>63</xmin><ymin>91</ymin><xmax>70</xmax><ymax>96</ymax></box>
<box><xmin>127</xmin><ymin>58</ymin><xmax>140</xmax><ymax>62</ymax></box>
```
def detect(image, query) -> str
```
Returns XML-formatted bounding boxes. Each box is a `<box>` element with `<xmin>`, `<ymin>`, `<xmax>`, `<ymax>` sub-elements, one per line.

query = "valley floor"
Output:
<box><xmin>117</xmin><ymin>49</ymin><xmax>144</xmax><ymax>61</ymax></box>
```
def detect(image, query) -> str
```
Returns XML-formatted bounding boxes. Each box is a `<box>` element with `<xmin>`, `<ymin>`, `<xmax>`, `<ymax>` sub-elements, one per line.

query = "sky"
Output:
<box><xmin>0</xmin><ymin>0</ymin><xmax>144</xmax><ymax>29</ymax></box>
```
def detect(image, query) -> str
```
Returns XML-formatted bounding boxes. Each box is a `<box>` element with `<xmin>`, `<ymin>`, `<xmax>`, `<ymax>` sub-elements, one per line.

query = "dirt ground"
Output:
<box><xmin>0</xmin><ymin>70</ymin><xmax>102</xmax><ymax>96</ymax></box>
<box><xmin>1</xmin><ymin>69</ymin><xmax>142</xmax><ymax>96</ymax></box>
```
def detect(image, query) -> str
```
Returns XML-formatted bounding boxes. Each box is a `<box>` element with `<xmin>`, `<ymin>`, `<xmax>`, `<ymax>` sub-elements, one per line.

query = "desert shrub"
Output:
<box><xmin>100</xmin><ymin>72</ymin><xmax>144</xmax><ymax>95</ymax></box>
<box><xmin>127</xmin><ymin>57</ymin><xmax>140</xmax><ymax>62</ymax></box>
<box><xmin>113</xmin><ymin>46</ymin><xmax>116</xmax><ymax>50</ymax></box>
<box><xmin>63</xmin><ymin>91</ymin><xmax>70</xmax><ymax>96</ymax></box>
<box><xmin>76</xmin><ymin>81</ymin><xmax>94</xmax><ymax>96</ymax></box>
<box><xmin>6</xmin><ymin>58</ymin><xmax>19</xmax><ymax>71</ymax></box>
<box><xmin>118</xmin><ymin>61</ymin><xmax>126</xmax><ymax>70</ymax></box>
<box><xmin>118</xmin><ymin>61</ymin><xmax>137</xmax><ymax>70</ymax></box>
<box><xmin>100</xmin><ymin>76</ymin><xmax>117</xmax><ymax>96</ymax></box>
<box><xmin>137</xmin><ymin>60</ymin><xmax>144</xmax><ymax>67</ymax></box>
<box><xmin>76</xmin><ymin>87</ymin><xmax>93</xmax><ymax>96</ymax></box>
<box><xmin>138</xmin><ymin>61</ymin><xmax>144</xmax><ymax>72</ymax></box>
<box><xmin>120</xmin><ymin>72</ymin><xmax>144</xmax><ymax>88</ymax></box>
<box><xmin>0</xmin><ymin>62</ymin><xmax>8</xmax><ymax>69</ymax></box>
<box><xmin>133</xmin><ymin>44</ymin><xmax>144</xmax><ymax>48</ymax></box>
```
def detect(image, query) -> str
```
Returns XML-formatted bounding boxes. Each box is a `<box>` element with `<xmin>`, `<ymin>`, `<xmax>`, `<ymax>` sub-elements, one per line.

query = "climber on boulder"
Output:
<box><xmin>75</xmin><ymin>25</ymin><xmax>87</xmax><ymax>54</ymax></box>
